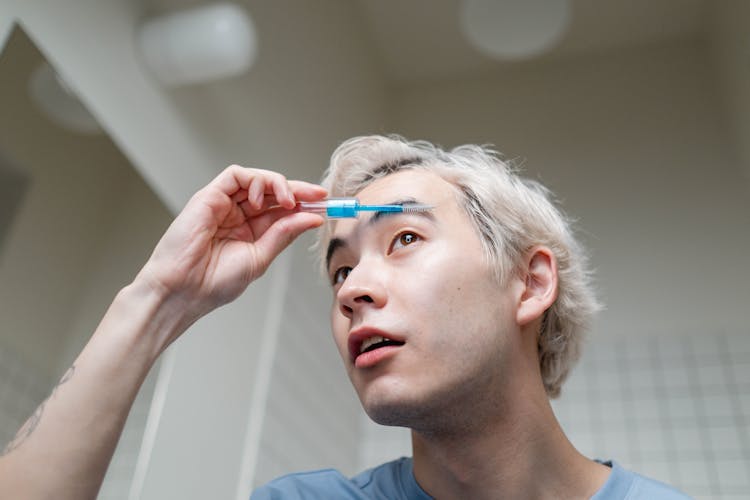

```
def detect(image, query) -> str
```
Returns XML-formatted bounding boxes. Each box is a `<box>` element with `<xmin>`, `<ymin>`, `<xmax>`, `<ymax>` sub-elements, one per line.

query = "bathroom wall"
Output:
<box><xmin>388</xmin><ymin>39</ymin><xmax>750</xmax><ymax>341</ymax></box>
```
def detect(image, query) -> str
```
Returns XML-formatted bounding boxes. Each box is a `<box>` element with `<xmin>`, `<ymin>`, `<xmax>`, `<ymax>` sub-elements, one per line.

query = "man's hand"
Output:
<box><xmin>136</xmin><ymin>166</ymin><xmax>326</xmax><ymax>339</ymax></box>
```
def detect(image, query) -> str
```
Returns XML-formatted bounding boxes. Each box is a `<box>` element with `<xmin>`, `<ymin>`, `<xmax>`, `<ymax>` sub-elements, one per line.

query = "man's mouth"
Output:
<box><xmin>348</xmin><ymin>329</ymin><xmax>406</xmax><ymax>364</ymax></box>
<box><xmin>360</xmin><ymin>335</ymin><xmax>404</xmax><ymax>354</ymax></box>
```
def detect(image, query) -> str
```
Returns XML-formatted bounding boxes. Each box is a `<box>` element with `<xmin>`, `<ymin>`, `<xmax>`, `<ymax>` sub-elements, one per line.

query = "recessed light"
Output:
<box><xmin>460</xmin><ymin>0</ymin><xmax>571</xmax><ymax>61</ymax></box>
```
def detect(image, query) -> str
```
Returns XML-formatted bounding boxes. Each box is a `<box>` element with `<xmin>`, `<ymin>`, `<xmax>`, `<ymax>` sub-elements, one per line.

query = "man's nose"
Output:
<box><xmin>336</xmin><ymin>263</ymin><xmax>387</xmax><ymax>318</ymax></box>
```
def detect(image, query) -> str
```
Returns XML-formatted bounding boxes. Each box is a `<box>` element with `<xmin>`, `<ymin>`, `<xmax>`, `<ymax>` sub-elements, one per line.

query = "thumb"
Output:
<box><xmin>252</xmin><ymin>212</ymin><xmax>324</xmax><ymax>269</ymax></box>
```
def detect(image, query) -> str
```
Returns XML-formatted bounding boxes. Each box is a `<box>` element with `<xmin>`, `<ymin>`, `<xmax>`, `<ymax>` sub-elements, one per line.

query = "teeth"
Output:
<box><xmin>360</xmin><ymin>335</ymin><xmax>385</xmax><ymax>354</ymax></box>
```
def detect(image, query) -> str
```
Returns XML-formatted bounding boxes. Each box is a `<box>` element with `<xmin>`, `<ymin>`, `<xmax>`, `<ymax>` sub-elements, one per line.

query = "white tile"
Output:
<box><xmin>624</xmin><ymin>339</ymin><xmax>656</xmax><ymax>362</ymax></box>
<box><xmin>601</xmin><ymin>429</ymin><xmax>633</xmax><ymax>453</ymax></box>
<box><xmin>730</xmin><ymin>361</ymin><xmax>750</xmax><ymax>383</ymax></box>
<box><xmin>636</xmin><ymin>460</ymin><xmax>673</xmax><ymax>485</ymax></box>
<box><xmin>675</xmin><ymin>459</ymin><xmax>713</xmax><ymax>489</ymax></box>
<box><xmin>696</xmin><ymin>364</ymin><xmax>728</xmax><ymax>387</ymax></box>
<box><xmin>701</xmin><ymin>394</ymin><xmax>737</xmax><ymax>418</ymax></box>
<box><xmin>598</xmin><ymin>399</ymin><xmax>628</xmax><ymax>421</ymax></box>
<box><xmin>656</xmin><ymin>337</ymin><xmax>687</xmax><ymax>360</ymax></box>
<box><xmin>630</xmin><ymin>398</ymin><xmax>663</xmax><ymax>421</ymax></box>
<box><xmin>629</xmin><ymin>369</ymin><xmax>657</xmax><ymax>390</ymax></box>
<box><xmin>689</xmin><ymin>335</ymin><xmax>724</xmax><ymax>362</ymax></box>
<box><xmin>558</xmin><ymin>403</ymin><xmax>594</xmax><ymax>430</ymax></box>
<box><xmin>635</xmin><ymin>427</ymin><xmax>668</xmax><ymax>454</ymax></box>
<box><xmin>739</xmin><ymin>392</ymin><xmax>750</xmax><ymax>415</ymax></box>
<box><xmin>670</xmin><ymin>426</ymin><xmax>706</xmax><ymax>453</ymax></box>
<box><xmin>667</xmin><ymin>396</ymin><xmax>698</xmax><ymax>419</ymax></box>
<box><xmin>661</xmin><ymin>366</ymin><xmax>691</xmax><ymax>389</ymax></box>
<box><xmin>725</xmin><ymin>334</ymin><xmax>750</xmax><ymax>356</ymax></box>
<box><xmin>714</xmin><ymin>458</ymin><xmax>750</xmax><ymax>489</ymax></box>
<box><xmin>691</xmin><ymin>493</ymin><xmax>717</xmax><ymax>500</ymax></box>
<box><xmin>587</xmin><ymin>342</ymin><xmax>619</xmax><ymax>363</ymax></box>
<box><xmin>707</xmin><ymin>425</ymin><xmax>743</xmax><ymax>452</ymax></box>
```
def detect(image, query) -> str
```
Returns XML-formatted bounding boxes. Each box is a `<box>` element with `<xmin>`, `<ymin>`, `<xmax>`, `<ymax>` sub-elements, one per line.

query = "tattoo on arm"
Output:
<box><xmin>1</xmin><ymin>365</ymin><xmax>76</xmax><ymax>456</ymax></box>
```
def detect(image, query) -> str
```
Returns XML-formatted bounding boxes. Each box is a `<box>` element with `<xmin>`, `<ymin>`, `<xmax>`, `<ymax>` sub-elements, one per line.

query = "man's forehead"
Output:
<box><xmin>324</xmin><ymin>170</ymin><xmax>455</xmax><ymax>270</ymax></box>
<box><xmin>354</xmin><ymin>169</ymin><xmax>450</xmax><ymax>202</ymax></box>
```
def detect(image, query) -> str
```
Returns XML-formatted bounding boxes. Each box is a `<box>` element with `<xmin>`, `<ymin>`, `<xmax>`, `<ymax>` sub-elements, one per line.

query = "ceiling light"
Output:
<box><xmin>460</xmin><ymin>0</ymin><xmax>571</xmax><ymax>61</ymax></box>
<box><xmin>138</xmin><ymin>2</ymin><xmax>257</xmax><ymax>87</ymax></box>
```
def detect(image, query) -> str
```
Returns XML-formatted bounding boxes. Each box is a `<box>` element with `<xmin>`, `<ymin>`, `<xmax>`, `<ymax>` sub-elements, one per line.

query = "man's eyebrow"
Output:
<box><xmin>325</xmin><ymin>197</ymin><xmax>436</xmax><ymax>272</ymax></box>
<box><xmin>326</xmin><ymin>237</ymin><xmax>347</xmax><ymax>272</ymax></box>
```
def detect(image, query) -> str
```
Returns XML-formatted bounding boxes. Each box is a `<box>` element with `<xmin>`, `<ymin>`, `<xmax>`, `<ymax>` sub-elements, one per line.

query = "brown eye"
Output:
<box><xmin>400</xmin><ymin>233</ymin><xmax>416</xmax><ymax>245</ymax></box>
<box><xmin>391</xmin><ymin>231</ymin><xmax>420</xmax><ymax>252</ymax></box>
<box><xmin>332</xmin><ymin>266</ymin><xmax>352</xmax><ymax>285</ymax></box>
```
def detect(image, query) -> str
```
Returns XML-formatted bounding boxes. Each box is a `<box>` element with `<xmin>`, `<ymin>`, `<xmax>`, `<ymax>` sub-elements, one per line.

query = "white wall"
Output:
<box><xmin>0</xmin><ymin>27</ymin><xmax>141</xmax><ymax>378</ymax></box>
<box><xmin>0</xmin><ymin>23</ymin><xmax>175</xmax><ymax>500</ymax></box>
<box><xmin>1</xmin><ymin>0</ymin><xmax>386</xmax><ymax>498</ymax></box>
<box><xmin>388</xmin><ymin>40</ymin><xmax>750</xmax><ymax>341</ymax></box>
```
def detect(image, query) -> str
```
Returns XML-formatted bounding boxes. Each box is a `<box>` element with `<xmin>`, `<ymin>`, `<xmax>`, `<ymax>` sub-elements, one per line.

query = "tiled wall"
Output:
<box><xmin>554</xmin><ymin>332</ymin><xmax>750</xmax><ymax>500</ymax></box>
<box><xmin>359</xmin><ymin>332</ymin><xmax>750</xmax><ymax>500</ymax></box>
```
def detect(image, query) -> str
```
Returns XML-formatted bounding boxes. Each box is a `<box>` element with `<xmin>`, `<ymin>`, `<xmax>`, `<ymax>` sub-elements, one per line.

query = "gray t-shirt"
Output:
<box><xmin>251</xmin><ymin>457</ymin><xmax>692</xmax><ymax>499</ymax></box>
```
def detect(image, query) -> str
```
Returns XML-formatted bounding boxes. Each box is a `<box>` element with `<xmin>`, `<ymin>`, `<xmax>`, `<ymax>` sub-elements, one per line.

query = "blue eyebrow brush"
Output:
<box><xmin>297</xmin><ymin>198</ymin><xmax>433</xmax><ymax>218</ymax></box>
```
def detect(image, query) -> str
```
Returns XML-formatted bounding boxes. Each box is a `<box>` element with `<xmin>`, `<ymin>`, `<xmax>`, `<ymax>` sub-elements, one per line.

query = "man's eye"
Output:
<box><xmin>390</xmin><ymin>231</ymin><xmax>420</xmax><ymax>252</ymax></box>
<box><xmin>332</xmin><ymin>266</ymin><xmax>352</xmax><ymax>285</ymax></box>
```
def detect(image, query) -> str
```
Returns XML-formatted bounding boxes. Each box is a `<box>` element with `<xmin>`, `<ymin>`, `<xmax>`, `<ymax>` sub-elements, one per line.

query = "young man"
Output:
<box><xmin>251</xmin><ymin>136</ymin><xmax>690</xmax><ymax>499</ymax></box>
<box><xmin>0</xmin><ymin>136</ymin><xmax>688</xmax><ymax>499</ymax></box>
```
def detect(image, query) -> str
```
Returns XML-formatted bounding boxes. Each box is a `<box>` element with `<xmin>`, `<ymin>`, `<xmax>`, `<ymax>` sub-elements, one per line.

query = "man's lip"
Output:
<box><xmin>347</xmin><ymin>327</ymin><xmax>405</xmax><ymax>363</ymax></box>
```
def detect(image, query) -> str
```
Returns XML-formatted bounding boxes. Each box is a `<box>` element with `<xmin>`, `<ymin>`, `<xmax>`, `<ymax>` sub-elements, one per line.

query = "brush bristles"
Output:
<box><xmin>401</xmin><ymin>204</ymin><xmax>434</xmax><ymax>213</ymax></box>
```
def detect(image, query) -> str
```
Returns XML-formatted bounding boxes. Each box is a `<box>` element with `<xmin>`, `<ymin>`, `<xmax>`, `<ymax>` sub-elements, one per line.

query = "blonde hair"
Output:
<box><xmin>317</xmin><ymin>135</ymin><xmax>600</xmax><ymax>398</ymax></box>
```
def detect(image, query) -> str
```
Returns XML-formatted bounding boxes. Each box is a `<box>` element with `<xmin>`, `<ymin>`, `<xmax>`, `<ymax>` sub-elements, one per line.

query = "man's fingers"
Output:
<box><xmin>200</xmin><ymin>166</ymin><xmax>328</xmax><ymax>240</ymax></box>
<box><xmin>246</xmin><ymin>205</ymin><xmax>301</xmax><ymax>237</ymax></box>
<box><xmin>210</xmin><ymin>166</ymin><xmax>292</xmax><ymax>209</ymax></box>
<box><xmin>239</xmin><ymin>181</ymin><xmax>326</xmax><ymax>219</ymax></box>
<box><xmin>288</xmin><ymin>180</ymin><xmax>327</xmax><ymax>200</ymax></box>
<box><xmin>210</xmin><ymin>165</ymin><xmax>326</xmax><ymax>204</ymax></box>
<box><xmin>253</xmin><ymin>212</ymin><xmax>325</xmax><ymax>268</ymax></box>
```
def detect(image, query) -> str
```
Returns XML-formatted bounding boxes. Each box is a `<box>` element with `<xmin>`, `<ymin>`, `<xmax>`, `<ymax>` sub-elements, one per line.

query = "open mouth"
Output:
<box><xmin>349</xmin><ymin>330</ymin><xmax>406</xmax><ymax>363</ymax></box>
<box><xmin>359</xmin><ymin>335</ymin><xmax>405</xmax><ymax>354</ymax></box>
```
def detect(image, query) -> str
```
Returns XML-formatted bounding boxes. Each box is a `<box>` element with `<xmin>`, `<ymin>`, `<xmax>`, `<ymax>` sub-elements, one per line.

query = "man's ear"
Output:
<box><xmin>516</xmin><ymin>246</ymin><xmax>558</xmax><ymax>326</ymax></box>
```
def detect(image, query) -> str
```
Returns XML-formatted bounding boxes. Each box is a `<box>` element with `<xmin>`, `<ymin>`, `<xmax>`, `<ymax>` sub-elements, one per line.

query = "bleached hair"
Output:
<box><xmin>316</xmin><ymin>135</ymin><xmax>601</xmax><ymax>398</ymax></box>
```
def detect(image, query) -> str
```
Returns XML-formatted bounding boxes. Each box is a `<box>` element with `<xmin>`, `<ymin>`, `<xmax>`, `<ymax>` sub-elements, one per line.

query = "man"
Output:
<box><xmin>0</xmin><ymin>136</ymin><xmax>688</xmax><ymax>499</ymax></box>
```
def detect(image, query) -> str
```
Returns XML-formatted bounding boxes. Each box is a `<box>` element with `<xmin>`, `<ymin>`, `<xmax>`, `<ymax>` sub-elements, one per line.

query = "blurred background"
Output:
<box><xmin>0</xmin><ymin>1</ymin><xmax>748</xmax><ymax>499</ymax></box>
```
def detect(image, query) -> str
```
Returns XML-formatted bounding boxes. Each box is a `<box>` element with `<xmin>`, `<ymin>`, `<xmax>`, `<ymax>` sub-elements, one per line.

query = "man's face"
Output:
<box><xmin>326</xmin><ymin>170</ymin><xmax>521</xmax><ymax>428</ymax></box>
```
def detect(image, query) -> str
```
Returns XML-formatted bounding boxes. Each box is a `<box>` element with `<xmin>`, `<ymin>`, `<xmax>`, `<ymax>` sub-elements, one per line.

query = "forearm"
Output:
<box><xmin>0</xmin><ymin>279</ymin><xmax>187</xmax><ymax>500</ymax></box>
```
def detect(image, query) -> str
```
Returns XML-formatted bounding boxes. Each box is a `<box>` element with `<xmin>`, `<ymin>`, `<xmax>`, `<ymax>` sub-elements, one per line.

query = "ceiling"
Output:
<box><xmin>353</xmin><ymin>0</ymin><xmax>710</xmax><ymax>84</ymax></box>
<box><xmin>145</xmin><ymin>0</ymin><xmax>712</xmax><ymax>86</ymax></box>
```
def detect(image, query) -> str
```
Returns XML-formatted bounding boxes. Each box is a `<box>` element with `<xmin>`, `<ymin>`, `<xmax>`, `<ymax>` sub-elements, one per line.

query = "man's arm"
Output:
<box><xmin>0</xmin><ymin>166</ymin><xmax>326</xmax><ymax>499</ymax></box>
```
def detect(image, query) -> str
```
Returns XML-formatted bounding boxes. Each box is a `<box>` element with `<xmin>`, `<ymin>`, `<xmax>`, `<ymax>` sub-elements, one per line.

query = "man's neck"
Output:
<box><xmin>410</xmin><ymin>382</ymin><xmax>610</xmax><ymax>500</ymax></box>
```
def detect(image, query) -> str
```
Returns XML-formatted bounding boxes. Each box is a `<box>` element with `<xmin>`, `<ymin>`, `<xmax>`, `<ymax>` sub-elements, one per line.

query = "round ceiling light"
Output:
<box><xmin>460</xmin><ymin>0</ymin><xmax>571</xmax><ymax>61</ymax></box>
<box><xmin>138</xmin><ymin>2</ymin><xmax>257</xmax><ymax>87</ymax></box>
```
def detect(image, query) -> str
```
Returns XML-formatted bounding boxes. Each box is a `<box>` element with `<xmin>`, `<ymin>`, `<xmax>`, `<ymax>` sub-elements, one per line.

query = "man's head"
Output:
<box><xmin>316</xmin><ymin>135</ymin><xmax>599</xmax><ymax>426</ymax></box>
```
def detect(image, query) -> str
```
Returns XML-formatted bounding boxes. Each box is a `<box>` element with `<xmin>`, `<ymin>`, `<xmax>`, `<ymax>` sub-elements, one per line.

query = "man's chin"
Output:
<box><xmin>361</xmin><ymin>394</ymin><xmax>432</xmax><ymax>428</ymax></box>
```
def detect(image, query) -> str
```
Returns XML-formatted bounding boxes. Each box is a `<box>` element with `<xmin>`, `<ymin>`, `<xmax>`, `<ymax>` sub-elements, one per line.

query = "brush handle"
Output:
<box><xmin>298</xmin><ymin>198</ymin><xmax>360</xmax><ymax>218</ymax></box>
